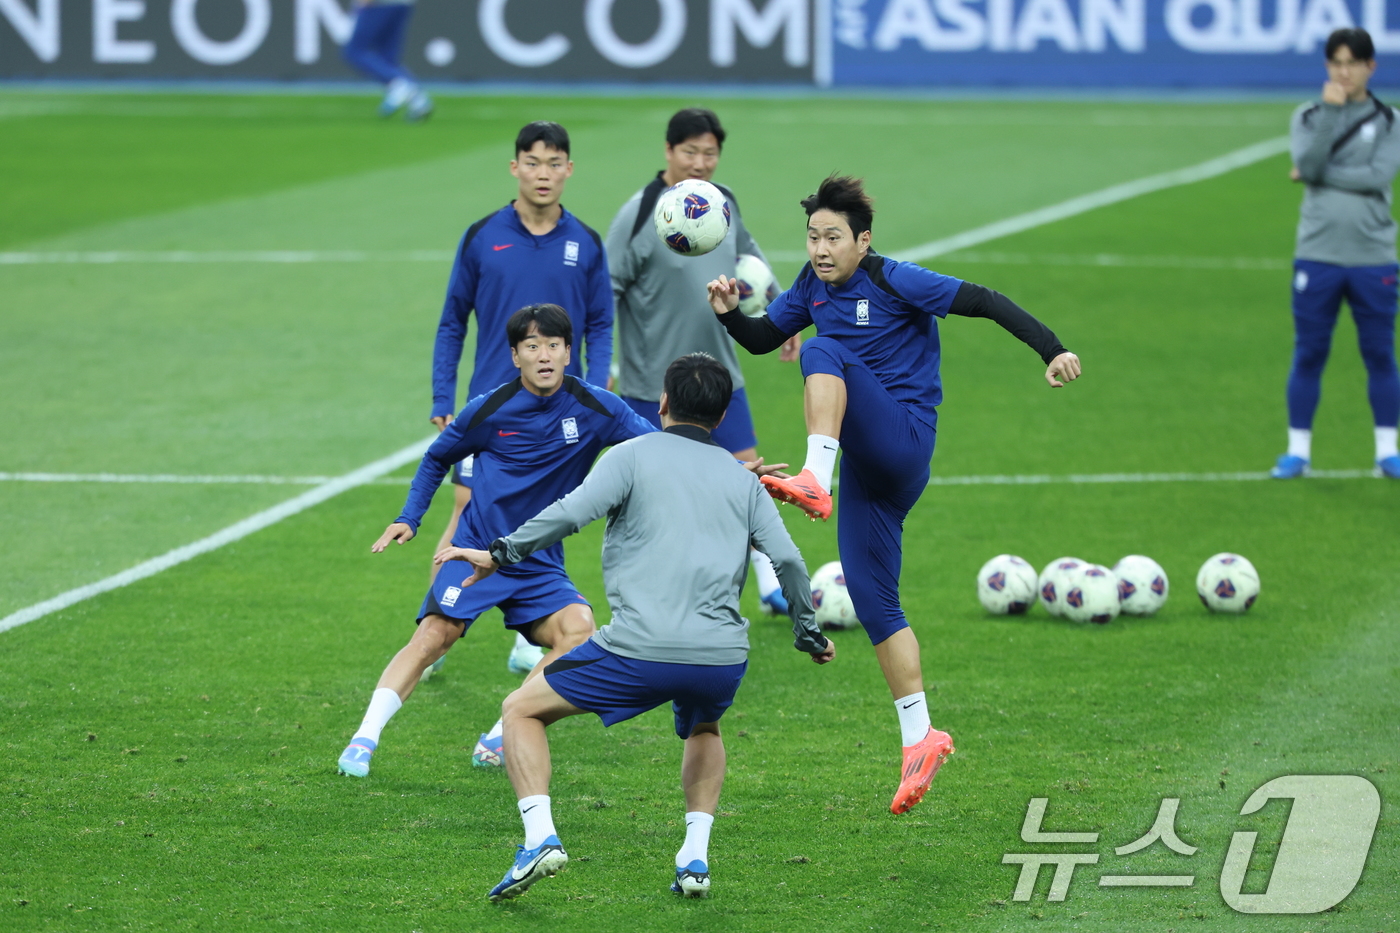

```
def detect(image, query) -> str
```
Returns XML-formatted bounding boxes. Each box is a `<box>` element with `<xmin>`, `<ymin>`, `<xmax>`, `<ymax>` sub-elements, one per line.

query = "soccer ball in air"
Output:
<box><xmin>654</xmin><ymin>179</ymin><xmax>730</xmax><ymax>257</ymax></box>
<box><xmin>735</xmin><ymin>253</ymin><xmax>780</xmax><ymax>317</ymax></box>
<box><xmin>1037</xmin><ymin>556</ymin><xmax>1085</xmax><ymax>617</ymax></box>
<box><xmin>1196</xmin><ymin>553</ymin><xmax>1259</xmax><ymax>613</ymax></box>
<box><xmin>1113</xmin><ymin>555</ymin><xmax>1169</xmax><ymax>616</ymax></box>
<box><xmin>810</xmin><ymin>561</ymin><xmax>859</xmax><ymax>630</ymax></box>
<box><xmin>976</xmin><ymin>554</ymin><xmax>1038</xmax><ymax>615</ymax></box>
<box><xmin>1060</xmin><ymin>564</ymin><xmax>1121</xmax><ymax>625</ymax></box>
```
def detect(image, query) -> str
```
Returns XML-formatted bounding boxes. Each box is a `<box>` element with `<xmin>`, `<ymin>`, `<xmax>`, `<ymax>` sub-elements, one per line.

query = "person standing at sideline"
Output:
<box><xmin>342</xmin><ymin>0</ymin><xmax>433</xmax><ymax>121</ymax></box>
<box><xmin>1274</xmin><ymin>27</ymin><xmax>1400</xmax><ymax>479</ymax></box>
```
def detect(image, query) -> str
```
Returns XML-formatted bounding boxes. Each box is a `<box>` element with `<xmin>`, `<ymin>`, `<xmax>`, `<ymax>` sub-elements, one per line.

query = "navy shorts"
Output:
<box><xmin>419</xmin><ymin>564</ymin><xmax>588</xmax><ymax>644</ymax></box>
<box><xmin>449</xmin><ymin>454</ymin><xmax>474</xmax><ymax>488</ymax></box>
<box><xmin>543</xmin><ymin>639</ymin><xmax>747</xmax><ymax>739</ymax></box>
<box><xmin>622</xmin><ymin>386</ymin><xmax>758</xmax><ymax>454</ymax></box>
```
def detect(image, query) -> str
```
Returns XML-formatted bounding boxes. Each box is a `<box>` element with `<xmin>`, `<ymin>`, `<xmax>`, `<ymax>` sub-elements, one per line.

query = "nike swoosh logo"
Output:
<box><xmin>521</xmin><ymin>805</ymin><xmax>538</xmax><ymax>814</ymax></box>
<box><xmin>813</xmin><ymin>300</ymin><xmax>827</xmax><ymax>306</ymax></box>
<box><xmin>498</xmin><ymin>430</ymin><xmax>520</xmax><ymax>436</ymax></box>
<box><xmin>901</xmin><ymin>700</ymin><xmax>923</xmax><ymax>709</ymax></box>
<box><xmin>493</xmin><ymin>244</ymin><xmax>514</xmax><ymax>251</ymax></box>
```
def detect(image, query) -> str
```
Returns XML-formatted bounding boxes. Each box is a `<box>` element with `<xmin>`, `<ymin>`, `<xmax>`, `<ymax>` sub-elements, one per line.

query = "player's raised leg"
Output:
<box><xmin>673</xmin><ymin>722</ymin><xmax>723</xmax><ymax>897</ymax></box>
<box><xmin>338</xmin><ymin>613</ymin><xmax>464</xmax><ymax>777</ymax></box>
<box><xmin>759</xmin><ymin>368</ymin><xmax>843</xmax><ymax>520</ymax></box>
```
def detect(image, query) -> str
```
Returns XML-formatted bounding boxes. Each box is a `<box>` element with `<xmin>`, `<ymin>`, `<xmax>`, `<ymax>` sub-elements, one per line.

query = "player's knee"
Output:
<box><xmin>1358</xmin><ymin>342</ymin><xmax>1398</xmax><ymax>375</ymax></box>
<box><xmin>1291</xmin><ymin>344</ymin><xmax>1331</xmax><ymax>375</ymax></box>
<box><xmin>414</xmin><ymin>615</ymin><xmax>460</xmax><ymax>657</ymax></box>
<box><xmin>799</xmin><ymin>335</ymin><xmax>845</xmax><ymax>378</ymax></box>
<box><xmin>537</xmin><ymin>606</ymin><xmax>595</xmax><ymax>650</ymax></box>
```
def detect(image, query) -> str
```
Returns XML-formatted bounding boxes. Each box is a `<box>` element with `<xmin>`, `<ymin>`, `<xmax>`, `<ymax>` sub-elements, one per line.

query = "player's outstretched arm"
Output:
<box><xmin>1045</xmin><ymin>351</ymin><xmax>1082</xmax><ymax>388</ymax></box>
<box><xmin>434</xmin><ymin>546</ymin><xmax>499</xmax><ymax>587</ymax></box>
<box><xmin>371</xmin><ymin>522</ymin><xmax>415</xmax><ymax>552</ymax></box>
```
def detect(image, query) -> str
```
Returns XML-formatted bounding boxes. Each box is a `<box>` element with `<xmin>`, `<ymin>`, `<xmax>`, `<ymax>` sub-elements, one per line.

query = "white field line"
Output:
<box><xmin>0</xmin><ymin>436</ymin><xmax>433</xmax><ymax>635</ymax></box>
<box><xmin>931</xmin><ymin>251</ymin><xmax>1291</xmax><ymax>272</ymax></box>
<box><xmin>0</xmin><ymin>471</ymin><xmax>411</xmax><ymax>486</ymax></box>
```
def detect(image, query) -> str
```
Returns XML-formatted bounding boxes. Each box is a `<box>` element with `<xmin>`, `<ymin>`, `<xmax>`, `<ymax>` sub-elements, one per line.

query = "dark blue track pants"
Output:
<box><xmin>342</xmin><ymin>3</ymin><xmax>414</xmax><ymax>85</ymax></box>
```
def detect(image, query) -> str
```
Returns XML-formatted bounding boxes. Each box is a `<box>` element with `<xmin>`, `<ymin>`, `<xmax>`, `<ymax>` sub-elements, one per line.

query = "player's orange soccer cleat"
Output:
<box><xmin>890</xmin><ymin>727</ymin><xmax>954</xmax><ymax>815</ymax></box>
<box><xmin>760</xmin><ymin>469</ymin><xmax>832</xmax><ymax>521</ymax></box>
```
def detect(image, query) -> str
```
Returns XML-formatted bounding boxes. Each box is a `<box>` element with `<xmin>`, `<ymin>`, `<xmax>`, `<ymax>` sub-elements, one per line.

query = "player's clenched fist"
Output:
<box><xmin>706</xmin><ymin>275</ymin><xmax>741</xmax><ymax>315</ymax></box>
<box><xmin>1045</xmin><ymin>351</ymin><xmax>1082</xmax><ymax>388</ymax></box>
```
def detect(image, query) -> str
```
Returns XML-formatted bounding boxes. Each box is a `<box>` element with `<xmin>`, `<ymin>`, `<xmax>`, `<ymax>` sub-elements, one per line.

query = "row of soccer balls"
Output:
<box><xmin>977</xmin><ymin>553</ymin><xmax>1262</xmax><ymax>624</ymax></box>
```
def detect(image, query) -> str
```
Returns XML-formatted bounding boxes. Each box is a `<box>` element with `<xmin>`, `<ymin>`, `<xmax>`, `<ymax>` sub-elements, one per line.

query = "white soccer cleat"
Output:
<box><xmin>508</xmin><ymin>640</ymin><xmax>546</xmax><ymax>675</ymax></box>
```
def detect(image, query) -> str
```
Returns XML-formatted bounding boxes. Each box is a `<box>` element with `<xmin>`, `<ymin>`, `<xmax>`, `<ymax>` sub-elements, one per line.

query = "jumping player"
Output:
<box><xmin>435</xmin><ymin>354</ymin><xmax>834</xmax><ymax>902</ymax></box>
<box><xmin>606</xmin><ymin>108</ymin><xmax>800</xmax><ymax>616</ymax></box>
<box><xmin>428</xmin><ymin>121</ymin><xmax>615</xmax><ymax>680</ymax></box>
<box><xmin>1273</xmin><ymin>27</ymin><xmax>1400</xmax><ymax>479</ymax></box>
<box><xmin>338</xmin><ymin>304</ymin><xmax>649</xmax><ymax>778</ymax></box>
<box><xmin>706</xmin><ymin>175</ymin><xmax>1081</xmax><ymax>814</ymax></box>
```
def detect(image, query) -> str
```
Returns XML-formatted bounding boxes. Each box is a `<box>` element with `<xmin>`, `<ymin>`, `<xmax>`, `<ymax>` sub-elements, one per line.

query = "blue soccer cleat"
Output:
<box><xmin>337</xmin><ymin>738</ymin><xmax>376</xmax><ymax>777</ymax></box>
<box><xmin>1270</xmin><ymin>454</ymin><xmax>1310</xmax><ymax>479</ymax></box>
<box><xmin>377</xmin><ymin>78</ymin><xmax>413</xmax><ymax>117</ymax></box>
<box><xmin>671</xmin><ymin>859</ymin><xmax>711</xmax><ymax>898</ymax></box>
<box><xmin>1377</xmin><ymin>455</ymin><xmax>1400</xmax><ymax>478</ymax></box>
<box><xmin>472</xmin><ymin>730</ymin><xmax>504</xmax><ymax>768</ymax></box>
<box><xmin>405</xmin><ymin>91</ymin><xmax>434</xmax><ymax>122</ymax></box>
<box><xmin>487</xmin><ymin>835</ymin><xmax>568</xmax><ymax>902</ymax></box>
<box><xmin>758</xmin><ymin>588</ymin><xmax>789</xmax><ymax>617</ymax></box>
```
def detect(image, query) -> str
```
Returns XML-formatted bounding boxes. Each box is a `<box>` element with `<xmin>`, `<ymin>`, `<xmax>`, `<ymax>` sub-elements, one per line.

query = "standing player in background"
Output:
<box><xmin>341</xmin><ymin>0</ymin><xmax>432</xmax><ymax>121</ymax></box>
<box><xmin>428</xmin><ymin>121</ymin><xmax>614</xmax><ymax>682</ymax></box>
<box><xmin>708</xmin><ymin>175</ymin><xmax>1081</xmax><ymax>814</ymax></box>
<box><xmin>339</xmin><ymin>305</ymin><xmax>652</xmax><ymax>779</ymax></box>
<box><xmin>1273</xmin><ymin>27</ymin><xmax>1400</xmax><ymax>480</ymax></box>
<box><xmin>434</xmin><ymin>354</ymin><xmax>834</xmax><ymax>902</ymax></box>
<box><xmin>607</xmin><ymin>108</ymin><xmax>801</xmax><ymax>617</ymax></box>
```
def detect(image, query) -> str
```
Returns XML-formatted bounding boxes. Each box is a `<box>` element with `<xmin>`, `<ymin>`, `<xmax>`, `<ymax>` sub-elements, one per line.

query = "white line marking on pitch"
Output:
<box><xmin>931</xmin><ymin>251</ymin><xmax>1291</xmax><ymax>272</ymax></box>
<box><xmin>0</xmin><ymin>471</ymin><xmax>411</xmax><ymax>486</ymax></box>
<box><xmin>923</xmin><ymin>468</ymin><xmax>1372</xmax><ymax>486</ymax></box>
<box><xmin>0</xmin><ymin>437</ymin><xmax>433</xmax><ymax>635</ymax></box>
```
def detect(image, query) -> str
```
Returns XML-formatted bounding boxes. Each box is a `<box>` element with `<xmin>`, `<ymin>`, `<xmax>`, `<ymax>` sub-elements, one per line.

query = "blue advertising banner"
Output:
<box><xmin>828</xmin><ymin>0</ymin><xmax>1400</xmax><ymax>87</ymax></box>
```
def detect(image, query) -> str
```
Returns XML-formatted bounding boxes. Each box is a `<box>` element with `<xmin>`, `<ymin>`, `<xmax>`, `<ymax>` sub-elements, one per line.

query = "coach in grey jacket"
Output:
<box><xmin>1273</xmin><ymin>27</ymin><xmax>1400</xmax><ymax>480</ymax></box>
<box><xmin>438</xmin><ymin>353</ymin><xmax>833</xmax><ymax>902</ymax></box>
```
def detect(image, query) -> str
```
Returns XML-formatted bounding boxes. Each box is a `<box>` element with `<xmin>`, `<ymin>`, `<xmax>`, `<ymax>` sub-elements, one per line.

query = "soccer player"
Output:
<box><xmin>1273</xmin><ymin>27</ymin><xmax>1400</xmax><ymax>480</ymax></box>
<box><xmin>706</xmin><ymin>175</ymin><xmax>1081</xmax><ymax>814</ymax></box>
<box><xmin>434</xmin><ymin>354</ymin><xmax>835</xmax><ymax>902</ymax></box>
<box><xmin>337</xmin><ymin>304</ymin><xmax>651</xmax><ymax>778</ymax></box>
<box><xmin>429</xmin><ymin>120</ymin><xmax>615</xmax><ymax>679</ymax></box>
<box><xmin>341</xmin><ymin>0</ymin><xmax>432</xmax><ymax>121</ymax></box>
<box><xmin>606</xmin><ymin>108</ymin><xmax>800</xmax><ymax>617</ymax></box>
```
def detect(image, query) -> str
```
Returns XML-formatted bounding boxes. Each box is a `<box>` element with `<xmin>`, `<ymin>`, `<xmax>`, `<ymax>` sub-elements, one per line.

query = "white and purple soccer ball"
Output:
<box><xmin>653</xmin><ymin>179</ymin><xmax>731</xmax><ymax>257</ymax></box>
<box><xmin>1061</xmin><ymin>564</ymin><xmax>1121</xmax><ymax>625</ymax></box>
<box><xmin>1113</xmin><ymin>555</ymin><xmax>1169</xmax><ymax>616</ymax></box>
<box><xmin>1037</xmin><ymin>557</ymin><xmax>1085</xmax><ymax>617</ymax></box>
<box><xmin>810</xmin><ymin>560</ymin><xmax>859</xmax><ymax>630</ymax></box>
<box><xmin>977</xmin><ymin>554</ymin><xmax>1039</xmax><ymax>615</ymax></box>
<box><xmin>1196</xmin><ymin>553</ymin><xmax>1260</xmax><ymax>613</ymax></box>
<box><xmin>735</xmin><ymin>253</ymin><xmax>780</xmax><ymax>317</ymax></box>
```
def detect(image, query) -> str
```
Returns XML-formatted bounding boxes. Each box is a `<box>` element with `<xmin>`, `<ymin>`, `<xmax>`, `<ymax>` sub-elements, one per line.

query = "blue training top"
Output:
<box><xmin>397</xmin><ymin>376</ymin><xmax>656</xmax><ymax>576</ymax></box>
<box><xmin>431</xmin><ymin>203</ymin><xmax>613</xmax><ymax>420</ymax></box>
<box><xmin>766</xmin><ymin>253</ymin><xmax>963</xmax><ymax>429</ymax></box>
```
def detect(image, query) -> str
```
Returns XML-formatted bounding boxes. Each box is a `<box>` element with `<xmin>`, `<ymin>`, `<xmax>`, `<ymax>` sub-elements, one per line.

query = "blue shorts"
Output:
<box><xmin>543</xmin><ymin>639</ymin><xmax>747</xmax><ymax>739</ymax></box>
<box><xmin>419</xmin><ymin>564</ymin><xmax>588</xmax><ymax>644</ymax></box>
<box><xmin>801</xmin><ymin>336</ymin><xmax>936</xmax><ymax>647</ymax></box>
<box><xmin>622</xmin><ymin>387</ymin><xmax>758</xmax><ymax>454</ymax></box>
<box><xmin>449</xmin><ymin>454</ymin><xmax>474</xmax><ymax>488</ymax></box>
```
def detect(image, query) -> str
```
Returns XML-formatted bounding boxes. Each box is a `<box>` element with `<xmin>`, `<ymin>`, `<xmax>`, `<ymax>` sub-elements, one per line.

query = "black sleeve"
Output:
<box><xmin>948</xmin><ymin>281</ymin><xmax>1068</xmax><ymax>364</ymax></box>
<box><xmin>716</xmin><ymin>308</ymin><xmax>790</xmax><ymax>355</ymax></box>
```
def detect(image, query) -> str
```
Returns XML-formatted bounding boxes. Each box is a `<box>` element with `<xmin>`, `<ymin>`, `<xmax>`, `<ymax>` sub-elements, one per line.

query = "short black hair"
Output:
<box><xmin>1327</xmin><ymin>27</ymin><xmax>1375</xmax><ymax>62</ymax></box>
<box><xmin>507</xmin><ymin>303</ymin><xmax>572</xmax><ymax>348</ymax></box>
<box><xmin>663</xmin><ymin>353</ymin><xmax>732</xmax><ymax>430</ymax></box>
<box><xmin>800</xmin><ymin>175</ymin><xmax>875</xmax><ymax>237</ymax></box>
<box><xmin>666</xmin><ymin>108</ymin><xmax>726</xmax><ymax>150</ymax></box>
<box><xmin>515</xmin><ymin>121</ymin><xmax>570</xmax><ymax>157</ymax></box>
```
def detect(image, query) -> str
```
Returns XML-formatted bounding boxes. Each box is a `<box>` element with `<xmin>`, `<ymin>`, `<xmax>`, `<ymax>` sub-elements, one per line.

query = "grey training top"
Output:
<box><xmin>607</xmin><ymin>174</ymin><xmax>767</xmax><ymax>401</ymax></box>
<box><xmin>1292</xmin><ymin>94</ymin><xmax>1400</xmax><ymax>266</ymax></box>
<box><xmin>492</xmin><ymin>425</ymin><xmax>825</xmax><ymax>666</ymax></box>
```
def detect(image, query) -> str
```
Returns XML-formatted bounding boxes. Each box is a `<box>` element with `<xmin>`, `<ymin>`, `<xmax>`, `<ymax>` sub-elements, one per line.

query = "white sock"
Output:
<box><xmin>1288</xmin><ymin>428</ymin><xmax>1312</xmax><ymax>460</ymax></box>
<box><xmin>482</xmin><ymin>718</ymin><xmax>504</xmax><ymax>741</ymax></box>
<box><xmin>1376</xmin><ymin>426</ymin><xmax>1398</xmax><ymax>461</ymax></box>
<box><xmin>803</xmin><ymin>435</ymin><xmax>840</xmax><ymax>492</ymax></box>
<box><xmin>676</xmin><ymin>811</ymin><xmax>714</xmax><ymax>868</ymax></box>
<box><xmin>519</xmin><ymin>795</ymin><xmax>557</xmax><ymax>849</ymax></box>
<box><xmin>355</xmin><ymin>687</ymin><xmax>403</xmax><ymax>745</ymax></box>
<box><xmin>894</xmin><ymin>692</ymin><xmax>931</xmax><ymax>747</ymax></box>
<box><xmin>750</xmin><ymin>549</ymin><xmax>781</xmax><ymax>597</ymax></box>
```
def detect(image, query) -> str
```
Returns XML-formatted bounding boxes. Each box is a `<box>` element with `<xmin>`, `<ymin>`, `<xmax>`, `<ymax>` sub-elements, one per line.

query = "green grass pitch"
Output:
<box><xmin>0</xmin><ymin>90</ymin><xmax>1395</xmax><ymax>933</ymax></box>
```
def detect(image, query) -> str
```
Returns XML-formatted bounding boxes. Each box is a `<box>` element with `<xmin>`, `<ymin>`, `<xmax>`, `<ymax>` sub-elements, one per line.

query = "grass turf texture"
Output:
<box><xmin>1</xmin><ymin>90</ymin><xmax>1396</xmax><ymax>931</ymax></box>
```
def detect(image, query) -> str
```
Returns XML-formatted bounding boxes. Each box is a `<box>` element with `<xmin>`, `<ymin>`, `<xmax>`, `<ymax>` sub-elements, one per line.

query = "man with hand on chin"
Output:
<box><xmin>706</xmin><ymin>174</ymin><xmax>1080</xmax><ymax>817</ymax></box>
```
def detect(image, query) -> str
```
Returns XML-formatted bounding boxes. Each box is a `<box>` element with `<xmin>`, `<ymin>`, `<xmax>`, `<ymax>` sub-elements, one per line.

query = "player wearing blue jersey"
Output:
<box><xmin>342</xmin><ymin>1</ymin><xmax>432</xmax><ymax>121</ymax></box>
<box><xmin>338</xmin><ymin>304</ymin><xmax>652</xmax><ymax>779</ymax></box>
<box><xmin>708</xmin><ymin>176</ymin><xmax>1081</xmax><ymax>815</ymax></box>
<box><xmin>427</xmin><ymin>122</ymin><xmax>614</xmax><ymax>678</ymax></box>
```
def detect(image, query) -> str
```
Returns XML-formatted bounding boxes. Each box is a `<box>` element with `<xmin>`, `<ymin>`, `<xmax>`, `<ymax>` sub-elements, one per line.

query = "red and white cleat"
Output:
<box><xmin>759</xmin><ymin>469</ymin><xmax>832</xmax><ymax>522</ymax></box>
<box><xmin>890</xmin><ymin>727</ymin><xmax>954</xmax><ymax>815</ymax></box>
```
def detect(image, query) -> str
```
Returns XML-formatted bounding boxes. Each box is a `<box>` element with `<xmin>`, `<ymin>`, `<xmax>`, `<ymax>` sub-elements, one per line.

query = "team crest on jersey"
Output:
<box><xmin>562</xmin><ymin>417</ymin><xmax>579</xmax><ymax>444</ymax></box>
<box><xmin>856</xmin><ymin>299</ymin><xmax>870</xmax><ymax>326</ymax></box>
<box><xmin>1362</xmin><ymin>122</ymin><xmax>1378</xmax><ymax>142</ymax></box>
<box><xmin>564</xmin><ymin>240</ymin><xmax>579</xmax><ymax>266</ymax></box>
<box><xmin>441</xmin><ymin>586</ymin><xmax>462</xmax><ymax>608</ymax></box>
